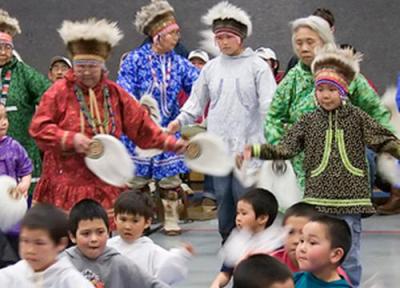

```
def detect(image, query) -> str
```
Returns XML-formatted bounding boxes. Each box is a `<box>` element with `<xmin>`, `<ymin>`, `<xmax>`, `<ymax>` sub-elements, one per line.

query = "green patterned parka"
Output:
<box><xmin>1</xmin><ymin>56</ymin><xmax>51</xmax><ymax>193</ymax></box>
<box><xmin>264</xmin><ymin>62</ymin><xmax>392</xmax><ymax>191</ymax></box>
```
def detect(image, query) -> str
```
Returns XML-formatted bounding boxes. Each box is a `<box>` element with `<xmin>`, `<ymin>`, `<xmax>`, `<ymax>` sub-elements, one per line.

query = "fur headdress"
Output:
<box><xmin>312</xmin><ymin>44</ymin><xmax>362</xmax><ymax>97</ymax></box>
<box><xmin>58</xmin><ymin>18</ymin><xmax>123</xmax><ymax>60</ymax></box>
<box><xmin>0</xmin><ymin>9</ymin><xmax>21</xmax><ymax>37</ymax></box>
<box><xmin>134</xmin><ymin>0</ymin><xmax>176</xmax><ymax>36</ymax></box>
<box><xmin>200</xmin><ymin>1</ymin><xmax>252</xmax><ymax>55</ymax></box>
<box><xmin>202</xmin><ymin>1</ymin><xmax>252</xmax><ymax>37</ymax></box>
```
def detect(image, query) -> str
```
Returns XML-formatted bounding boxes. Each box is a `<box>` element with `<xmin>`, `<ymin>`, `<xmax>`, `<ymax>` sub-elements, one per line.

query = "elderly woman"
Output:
<box><xmin>0</xmin><ymin>9</ymin><xmax>50</xmax><ymax>194</ymax></box>
<box><xmin>29</xmin><ymin>18</ymin><xmax>185</xmax><ymax>229</ymax></box>
<box><xmin>117</xmin><ymin>0</ymin><xmax>199</xmax><ymax>235</ymax></box>
<box><xmin>264</xmin><ymin>15</ymin><xmax>392</xmax><ymax>288</ymax></box>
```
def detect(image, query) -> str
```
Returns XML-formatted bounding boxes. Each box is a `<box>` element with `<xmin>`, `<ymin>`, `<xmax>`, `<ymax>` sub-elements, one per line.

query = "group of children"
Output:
<box><xmin>0</xmin><ymin>190</ymin><xmax>193</xmax><ymax>287</ymax></box>
<box><xmin>209</xmin><ymin>188</ymin><xmax>352</xmax><ymax>288</ymax></box>
<box><xmin>0</xmin><ymin>185</ymin><xmax>353</xmax><ymax>288</ymax></box>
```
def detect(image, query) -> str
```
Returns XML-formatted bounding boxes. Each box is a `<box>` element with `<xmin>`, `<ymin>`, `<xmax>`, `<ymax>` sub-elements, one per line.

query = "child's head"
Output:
<box><xmin>206</xmin><ymin>2</ymin><xmax>250</xmax><ymax>56</ymax></box>
<box><xmin>114</xmin><ymin>190</ymin><xmax>154</xmax><ymax>243</ymax></box>
<box><xmin>311</xmin><ymin>44</ymin><xmax>362</xmax><ymax>111</ymax></box>
<box><xmin>0</xmin><ymin>103</ymin><xmax>9</xmax><ymax>138</ymax></box>
<box><xmin>236</xmin><ymin>188</ymin><xmax>278</xmax><ymax>233</ymax></box>
<box><xmin>296</xmin><ymin>215</ymin><xmax>351</xmax><ymax>273</ymax></box>
<box><xmin>48</xmin><ymin>56</ymin><xmax>71</xmax><ymax>82</ymax></box>
<box><xmin>69</xmin><ymin>199</ymin><xmax>109</xmax><ymax>260</ymax></box>
<box><xmin>188</xmin><ymin>49</ymin><xmax>209</xmax><ymax>69</ymax></box>
<box><xmin>282</xmin><ymin>202</ymin><xmax>319</xmax><ymax>266</ymax></box>
<box><xmin>19</xmin><ymin>204</ymin><xmax>69</xmax><ymax>272</ymax></box>
<box><xmin>233</xmin><ymin>254</ymin><xmax>294</xmax><ymax>288</ymax></box>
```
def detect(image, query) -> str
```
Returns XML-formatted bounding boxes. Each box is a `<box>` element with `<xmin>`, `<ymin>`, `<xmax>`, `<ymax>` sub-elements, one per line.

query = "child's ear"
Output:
<box><xmin>68</xmin><ymin>232</ymin><xmax>77</xmax><ymax>244</ymax></box>
<box><xmin>144</xmin><ymin>218</ymin><xmax>152</xmax><ymax>229</ymax></box>
<box><xmin>257</xmin><ymin>215</ymin><xmax>269</xmax><ymax>226</ymax></box>
<box><xmin>57</xmin><ymin>236</ymin><xmax>69</xmax><ymax>252</ymax></box>
<box><xmin>329</xmin><ymin>247</ymin><xmax>345</xmax><ymax>265</ymax></box>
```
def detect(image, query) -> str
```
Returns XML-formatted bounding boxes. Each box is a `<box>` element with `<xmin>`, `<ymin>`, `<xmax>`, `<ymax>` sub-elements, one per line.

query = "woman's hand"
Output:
<box><xmin>174</xmin><ymin>139</ymin><xmax>188</xmax><ymax>154</ymax></box>
<box><xmin>73</xmin><ymin>133</ymin><xmax>92</xmax><ymax>154</ymax></box>
<box><xmin>167</xmin><ymin>120</ymin><xmax>181</xmax><ymax>134</ymax></box>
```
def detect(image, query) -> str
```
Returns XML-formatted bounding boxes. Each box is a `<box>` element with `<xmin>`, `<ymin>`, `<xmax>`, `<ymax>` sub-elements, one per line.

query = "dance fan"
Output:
<box><xmin>0</xmin><ymin>175</ymin><xmax>27</xmax><ymax>231</ymax></box>
<box><xmin>136</xmin><ymin>94</ymin><xmax>164</xmax><ymax>158</ymax></box>
<box><xmin>85</xmin><ymin>135</ymin><xmax>134</xmax><ymax>187</ymax></box>
<box><xmin>184</xmin><ymin>133</ymin><xmax>234</xmax><ymax>177</ymax></box>
<box><xmin>220</xmin><ymin>225</ymin><xmax>288</xmax><ymax>267</ymax></box>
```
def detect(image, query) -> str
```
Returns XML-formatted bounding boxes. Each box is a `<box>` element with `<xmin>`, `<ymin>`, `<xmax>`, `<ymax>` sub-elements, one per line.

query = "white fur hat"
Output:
<box><xmin>202</xmin><ymin>1</ymin><xmax>252</xmax><ymax>37</ymax></box>
<box><xmin>200</xmin><ymin>1</ymin><xmax>252</xmax><ymax>55</ymax></box>
<box><xmin>312</xmin><ymin>44</ymin><xmax>362</xmax><ymax>84</ymax></box>
<box><xmin>0</xmin><ymin>9</ymin><xmax>21</xmax><ymax>37</ymax></box>
<box><xmin>58</xmin><ymin>18</ymin><xmax>123</xmax><ymax>60</ymax></box>
<box><xmin>134</xmin><ymin>0</ymin><xmax>176</xmax><ymax>36</ymax></box>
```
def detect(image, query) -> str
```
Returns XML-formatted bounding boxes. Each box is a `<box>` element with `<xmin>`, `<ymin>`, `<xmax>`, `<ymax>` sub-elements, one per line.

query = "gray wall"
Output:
<box><xmin>3</xmin><ymin>0</ymin><xmax>400</xmax><ymax>93</ymax></box>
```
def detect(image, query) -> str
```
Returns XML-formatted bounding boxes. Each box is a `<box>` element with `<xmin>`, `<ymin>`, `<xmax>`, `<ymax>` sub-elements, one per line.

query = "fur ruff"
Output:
<box><xmin>199</xmin><ymin>30</ymin><xmax>221</xmax><ymax>56</ymax></box>
<box><xmin>0</xmin><ymin>9</ymin><xmax>21</xmax><ymax>36</ymax></box>
<box><xmin>134</xmin><ymin>0</ymin><xmax>174</xmax><ymax>34</ymax></box>
<box><xmin>58</xmin><ymin>18</ymin><xmax>123</xmax><ymax>47</ymax></box>
<box><xmin>201</xmin><ymin>1</ymin><xmax>252</xmax><ymax>36</ymax></box>
<box><xmin>312</xmin><ymin>44</ymin><xmax>363</xmax><ymax>83</ymax></box>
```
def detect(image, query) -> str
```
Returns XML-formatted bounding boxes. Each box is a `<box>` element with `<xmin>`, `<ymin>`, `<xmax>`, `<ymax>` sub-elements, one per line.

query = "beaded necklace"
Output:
<box><xmin>0</xmin><ymin>70</ymin><xmax>12</xmax><ymax>105</ymax></box>
<box><xmin>74</xmin><ymin>84</ymin><xmax>116</xmax><ymax>135</ymax></box>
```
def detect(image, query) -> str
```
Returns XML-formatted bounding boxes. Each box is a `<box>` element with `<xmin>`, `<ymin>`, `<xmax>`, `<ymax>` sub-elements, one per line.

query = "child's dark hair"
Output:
<box><xmin>21</xmin><ymin>204</ymin><xmax>68</xmax><ymax>244</ymax></box>
<box><xmin>282</xmin><ymin>202</ymin><xmax>319</xmax><ymax>225</ymax></box>
<box><xmin>114</xmin><ymin>190</ymin><xmax>154</xmax><ymax>220</ymax></box>
<box><xmin>310</xmin><ymin>215</ymin><xmax>352</xmax><ymax>265</ymax></box>
<box><xmin>313</xmin><ymin>8</ymin><xmax>335</xmax><ymax>28</ymax></box>
<box><xmin>69</xmin><ymin>199</ymin><xmax>109</xmax><ymax>236</ymax></box>
<box><xmin>239</xmin><ymin>188</ymin><xmax>278</xmax><ymax>228</ymax></box>
<box><xmin>233</xmin><ymin>254</ymin><xmax>293</xmax><ymax>288</ymax></box>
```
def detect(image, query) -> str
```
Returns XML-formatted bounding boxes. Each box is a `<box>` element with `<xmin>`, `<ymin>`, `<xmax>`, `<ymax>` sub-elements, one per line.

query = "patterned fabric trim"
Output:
<box><xmin>252</xmin><ymin>144</ymin><xmax>261</xmax><ymax>158</ymax></box>
<box><xmin>336</xmin><ymin>129</ymin><xmax>365</xmax><ymax>177</ymax></box>
<box><xmin>311</xmin><ymin>113</ymin><xmax>333</xmax><ymax>177</ymax></box>
<box><xmin>303</xmin><ymin>197</ymin><xmax>372</xmax><ymax>207</ymax></box>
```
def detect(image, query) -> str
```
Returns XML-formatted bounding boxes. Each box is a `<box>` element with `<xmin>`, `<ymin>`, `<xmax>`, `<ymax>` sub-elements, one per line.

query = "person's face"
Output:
<box><xmin>0</xmin><ymin>43</ymin><xmax>13</xmax><ymax>66</ymax></box>
<box><xmin>115</xmin><ymin>213</ymin><xmax>151</xmax><ymax>243</ymax></box>
<box><xmin>70</xmin><ymin>218</ymin><xmax>109</xmax><ymax>260</ymax></box>
<box><xmin>270</xmin><ymin>279</ymin><xmax>295</xmax><ymax>288</ymax></box>
<box><xmin>294</xmin><ymin>27</ymin><xmax>324</xmax><ymax>66</ymax></box>
<box><xmin>158</xmin><ymin>29</ymin><xmax>180</xmax><ymax>53</ymax></box>
<box><xmin>215</xmin><ymin>33</ymin><xmax>243</xmax><ymax>56</ymax></box>
<box><xmin>73</xmin><ymin>61</ymin><xmax>103</xmax><ymax>88</ymax></box>
<box><xmin>316</xmin><ymin>83</ymin><xmax>342</xmax><ymax>111</ymax></box>
<box><xmin>236</xmin><ymin>200</ymin><xmax>267</xmax><ymax>233</ymax></box>
<box><xmin>296</xmin><ymin>222</ymin><xmax>342</xmax><ymax>272</ymax></box>
<box><xmin>190</xmin><ymin>57</ymin><xmax>206</xmax><ymax>70</ymax></box>
<box><xmin>0</xmin><ymin>105</ymin><xmax>9</xmax><ymax>138</ymax></box>
<box><xmin>284</xmin><ymin>216</ymin><xmax>310</xmax><ymax>267</ymax></box>
<box><xmin>48</xmin><ymin>61</ymin><xmax>70</xmax><ymax>82</ymax></box>
<box><xmin>19</xmin><ymin>228</ymin><xmax>66</xmax><ymax>272</ymax></box>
